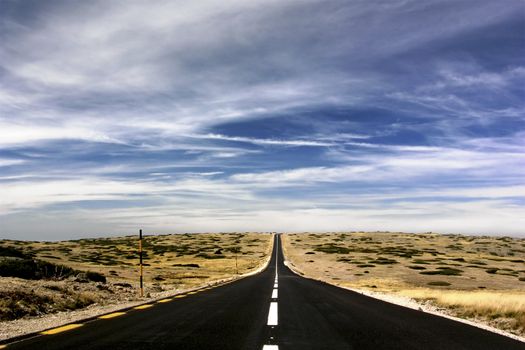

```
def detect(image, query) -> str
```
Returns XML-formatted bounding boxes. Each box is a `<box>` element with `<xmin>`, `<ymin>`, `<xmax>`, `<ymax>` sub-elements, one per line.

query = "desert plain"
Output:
<box><xmin>1</xmin><ymin>231</ymin><xmax>524</xmax><ymax>340</ymax></box>
<box><xmin>282</xmin><ymin>232</ymin><xmax>525</xmax><ymax>336</ymax></box>
<box><xmin>0</xmin><ymin>232</ymin><xmax>273</xmax><ymax>340</ymax></box>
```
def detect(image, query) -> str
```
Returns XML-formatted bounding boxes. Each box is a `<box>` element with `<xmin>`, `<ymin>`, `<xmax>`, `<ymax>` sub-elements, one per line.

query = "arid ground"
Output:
<box><xmin>0</xmin><ymin>233</ymin><xmax>273</xmax><ymax>330</ymax></box>
<box><xmin>282</xmin><ymin>232</ymin><xmax>525</xmax><ymax>336</ymax></box>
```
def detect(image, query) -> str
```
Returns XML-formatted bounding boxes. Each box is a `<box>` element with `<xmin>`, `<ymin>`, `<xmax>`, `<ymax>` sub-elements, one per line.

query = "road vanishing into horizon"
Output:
<box><xmin>4</xmin><ymin>234</ymin><xmax>524</xmax><ymax>350</ymax></box>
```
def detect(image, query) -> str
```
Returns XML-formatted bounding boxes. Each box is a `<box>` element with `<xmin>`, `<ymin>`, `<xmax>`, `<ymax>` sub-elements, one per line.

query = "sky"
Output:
<box><xmin>1</xmin><ymin>0</ymin><xmax>524</xmax><ymax>240</ymax></box>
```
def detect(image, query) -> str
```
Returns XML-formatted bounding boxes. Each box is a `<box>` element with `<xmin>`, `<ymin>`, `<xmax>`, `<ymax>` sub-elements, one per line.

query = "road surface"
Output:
<box><xmin>4</xmin><ymin>234</ymin><xmax>524</xmax><ymax>350</ymax></box>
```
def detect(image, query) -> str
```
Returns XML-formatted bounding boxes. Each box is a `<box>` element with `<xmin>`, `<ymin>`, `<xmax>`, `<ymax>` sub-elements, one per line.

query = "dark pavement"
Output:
<box><xmin>5</xmin><ymin>234</ymin><xmax>524</xmax><ymax>350</ymax></box>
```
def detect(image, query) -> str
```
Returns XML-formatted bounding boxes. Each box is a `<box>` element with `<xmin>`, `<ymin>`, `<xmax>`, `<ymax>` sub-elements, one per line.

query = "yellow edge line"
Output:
<box><xmin>174</xmin><ymin>295</ymin><xmax>186</xmax><ymax>298</ymax></box>
<box><xmin>186</xmin><ymin>291</ymin><xmax>198</xmax><ymax>295</ymax></box>
<box><xmin>157</xmin><ymin>298</ymin><xmax>172</xmax><ymax>303</ymax></box>
<box><xmin>134</xmin><ymin>304</ymin><xmax>153</xmax><ymax>310</ymax></box>
<box><xmin>99</xmin><ymin>312</ymin><xmax>126</xmax><ymax>319</ymax></box>
<box><xmin>41</xmin><ymin>324</ymin><xmax>83</xmax><ymax>335</ymax></box>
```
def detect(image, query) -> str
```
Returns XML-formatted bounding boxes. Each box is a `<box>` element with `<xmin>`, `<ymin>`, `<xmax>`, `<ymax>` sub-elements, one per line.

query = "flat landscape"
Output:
<box><xmin>3</xmin><ymin>235</ymin><xmax>524</xmax><ymax>350</ymax></box>
<box><xmin>282</xmin><ymin>232</ymin><xmax>525</xmax><ymax>336</ymax></box>
<box><xmin>0</xmin><ymin>232</ymin><xmax>273</xmax><ymax>339</ymax></box>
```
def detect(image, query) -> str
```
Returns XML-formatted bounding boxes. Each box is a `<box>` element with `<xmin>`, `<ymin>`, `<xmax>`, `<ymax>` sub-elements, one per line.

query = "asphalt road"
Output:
<box><xmin>5</xmin><ymin>234</ymin><xmax>524</xmax><ymax>350</ymax></box>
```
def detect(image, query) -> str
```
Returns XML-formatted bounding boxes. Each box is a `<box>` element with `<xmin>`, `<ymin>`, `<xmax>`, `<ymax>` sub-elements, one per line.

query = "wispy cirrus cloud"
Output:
<box><xmin>1</xmin><ymin>0</ymin><xmax>524</xmax><ymax>239</ymax></box>
<box><xmin>231</xmin><ymin>146</ymin><xmax>524</xmax><ymax>186</ymax></box>
<box><xmin>193</xmin><ymin>134</ymin><xmax>333</xmax><ymax>147</ymax></box>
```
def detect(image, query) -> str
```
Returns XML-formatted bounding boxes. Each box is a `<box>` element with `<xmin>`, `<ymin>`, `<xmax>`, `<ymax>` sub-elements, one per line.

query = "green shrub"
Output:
<box><xmin>0</xmin><ymin>246</ymin><xmax>30</xmax><ymax>259</ymax></box>
<box><xmin>173</xmin><ymin>263</ymin><xmax>200</xmax><ymax>268</ymax></box>
<box><xmin>0</xmin><ymin>258</ymin><xmax>77</xmax><ymax>279</ymax></box>
<box><xmin>85</xmin><ymin>271</ymin><xmax>106</xmax><ymax>283</ymax></box>
<box><xmin>368</xmin><ymin>258</ymin><xmax>398</xmax><ymax>265</ymax></box>
<box><xmin>0</xmin><ymin>258</ymin><xmax>36</xmax><ymax>279</ymax></box>
<box><xmin>420</xmin><ymin>268</ymin><xmax>462</xmax><ymax>276</ymax></box>
<box><xmin>195</xmin><ymin>253</ymin><xmax>225</xmax><ymax>259</ymax></box>
<box><xmin>336</xmin><ymin>258</ymin><xmax>352</xmax><ymax>262</ymax></box>
<box><xmin>0</xmin><ymin>257</ymin><xmax>104</xmax><ymax>282</ymax></box>
<box><xmin>450</xmin><ymin>258</ymin><xmax>466</xmax><ymax>262</ymax></box>
<box><xmin>314</xmin><ymin>245</ymin><xmax>351</xmax><ymax>254</ymax></box>
<box><xmin>427</xmin><ymin>281</ymin><xmax>451</xmax><ymax>286</ymax></box>
<box><xmin>412</xmin><ymin>259</ymin><xmax>431</xmax><ymax>264</ymax></box>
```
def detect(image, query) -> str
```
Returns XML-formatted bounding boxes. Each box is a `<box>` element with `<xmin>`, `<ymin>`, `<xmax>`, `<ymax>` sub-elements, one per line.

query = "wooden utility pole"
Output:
<box><xmin>235</xmin><ymin>250</ymin><xmax>238</xmax><ymax>275</ymax></box>
<box><xmin>232</xmin><ymin>246</ymin><xmax>240</xmax><ymax>275</ymax></box>
<box><xmin>139</xmin><ymin>229</ymin><xmax>144</xmax><ymax>297</ymax></box>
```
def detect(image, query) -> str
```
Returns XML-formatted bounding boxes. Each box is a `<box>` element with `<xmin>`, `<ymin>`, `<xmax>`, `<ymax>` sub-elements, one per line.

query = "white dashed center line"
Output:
<box><xmin>267</xmin><ymin>302</ymin><xmax>278</xmax><ymax>326</ymax></box>
<box><xmin>262</xmin><ymin>345</ymin><xmax>279</xmax><ymax>350</ymax></box>
<box><xmin>263</xmin><ymin>235</ymin><xmax>280</xmax><ymax>349</ymax></box>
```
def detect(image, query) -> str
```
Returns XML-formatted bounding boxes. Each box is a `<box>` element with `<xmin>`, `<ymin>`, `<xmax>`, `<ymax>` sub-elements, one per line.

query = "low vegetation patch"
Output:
<box><xmin>173</xmin><ymin>263</ymin><xmax>200</xmax><ymax>268</ymax></box>
<box><xmin>420</xmin><ymin>267</ymin><xmax>463</xmax><ymax>276</ymax></box>
<box><xmin>0</xmin><ymin>233</ymin><xmax>273</xmax><ymax>324</ymax></box>
<box><xmin>0</xmin><ymin>256</ymin><xmax>105</xmax><ymax>283</ymax></box>
<box><xmin>282</xmin><ymin>232</ymin><xmax>525</xmax><ymax>336</ymax></box>
<box><xmin>427</xmin><ymin>281</ymin><xmax>451</xmax><ymax>286</ymax></box>
<box><xmin>0</xmin><ymin>289</ymin><xmax>94</xmax><ymax>321</ymax></box>
<box><xmin>368</xmin><ymin>258</ymin><xmax>398</xmax><ymax>265</ymax></box>
<box><xmin>314</xmin><ymin>244</ymin><xmax>351</xmax><ymax>254</ymax></box>
<box><xmin>195</xmin><ymin>253</ymin><xmax>226</xmax><ymax>259</ymax></box>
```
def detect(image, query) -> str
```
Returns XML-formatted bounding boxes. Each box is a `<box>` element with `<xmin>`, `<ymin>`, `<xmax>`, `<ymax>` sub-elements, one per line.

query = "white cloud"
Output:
<box><xmin>1</xmin><ymin>0</ymin><xmax>520</xmax><ymax>150</ymax></box>
<box><xmin>0</xmin><ymin>1</ymin><xmax>523</xmax><ymax>238</ymax></box>
<box><xmin>4</xmin><ymin>198</ymin><xmax>524</xmax><ymax>239</ymax></box>
<box><xmin>231</xmin><ymin>165</ymin><xmax>374</xmax><ymax>184</ymax></box>
<box><xmin>0</xmin><ymin>159</ymin><xmax>25</xmax><ymax>167</ymax></box>
<box><xmin>437</xmin><ymin>66</ymin><xmax>525</xmax><ymax>89</ymax></box>
<box><xmin>0</xmin><ymin>179</ymin><xmax>153</xmax><ymax>214</ymax></box>
<box><xmin>0</xmin><ymin>175</ymin><xmax>256</xmax><ymax>215</ymax></box>
<box><xmin>194</xmin><ymin>133</ymin><xmax>333</xmax><ymax>147</ymax></box>
<box><xmin>231</xmin><ymin>146</ymin><xmax>525</xmax><ymax>186</ymax></box>
<box><xmin>0</xmin><ymin>121</ymin><xmax>119</xmax><ymax>146</ymax></box>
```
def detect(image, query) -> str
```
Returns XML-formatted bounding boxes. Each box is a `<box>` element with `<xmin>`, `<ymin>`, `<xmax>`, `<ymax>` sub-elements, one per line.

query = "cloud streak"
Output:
<box><xmin>1</xmin><ymin>0</ymin><xmax>524</xmax><ymax>238</ymax></box>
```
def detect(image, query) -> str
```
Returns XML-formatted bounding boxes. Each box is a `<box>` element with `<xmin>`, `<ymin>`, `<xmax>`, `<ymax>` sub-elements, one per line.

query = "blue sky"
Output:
<box><xmin>1</xmin><ymin>0</ymin><xmax>524</xmax><ymax>240</ymax></box>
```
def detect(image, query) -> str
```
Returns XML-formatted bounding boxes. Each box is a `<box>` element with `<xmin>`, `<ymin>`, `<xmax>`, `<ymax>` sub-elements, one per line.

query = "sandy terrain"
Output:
<box><xmin>282</xmin><ymin>232</ymin><xmax>525</xmax><ymax>338</ymax></box>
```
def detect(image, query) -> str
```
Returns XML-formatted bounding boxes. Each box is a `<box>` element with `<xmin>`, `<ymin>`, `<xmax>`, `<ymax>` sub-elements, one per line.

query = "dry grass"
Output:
<box><xmin>397</xmin><ymin>289</ymin><xmax>525</xmax><ymax>334</ymax></box>
<box><xmin>0</xmin><ymin>233</ymin><xmax>273</xmax><ymax>321</ymax></box>
<box><xmin>1</xmin><ymin>232</ymin><xmax>273</xmax><ymax>292</ymax></box>
<box><xmin>282</xmin><ymin>232</ymin><xmax>525</xmax><ymax>291</ymax></box>
<box><xmin>0</xmin><ymin>278</ymin><xmax>99</xmax><ymax>321</ymax></box>
<box><xmin>282</xmin><ymin>231</ymin><xmax>525</xmax><ymax>336</ymax></box>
